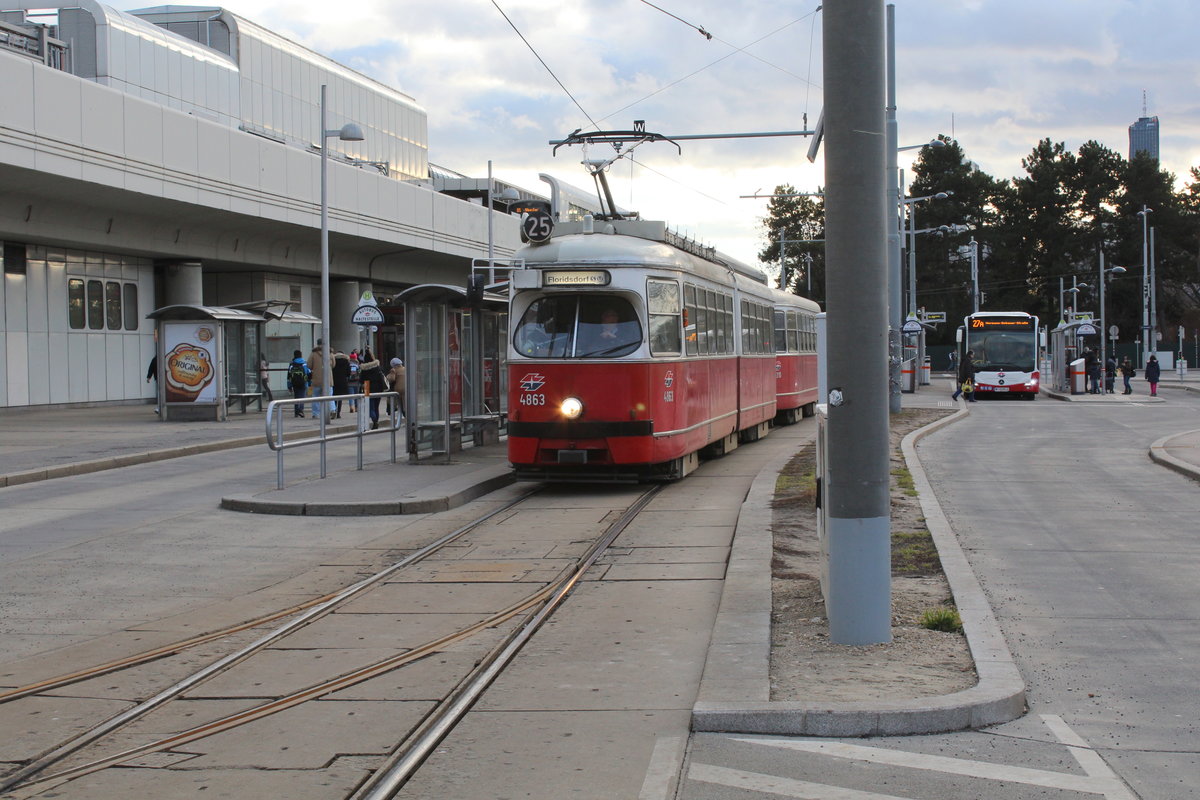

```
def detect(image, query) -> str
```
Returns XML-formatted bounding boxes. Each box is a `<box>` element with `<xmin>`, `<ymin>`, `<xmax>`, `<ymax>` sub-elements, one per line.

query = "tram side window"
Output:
<box><xmin>720</xmin><ymin>293</ymin><xmax>729</xmax><ymax>352</ymax></box>
<box><xmin>774</xmin><ymin>310</ymin><xmax>787</xmax><ymax>353</ymax></box>
<box><xmin>787</xmin><ymin>311</ymin><xmax>799</xmax><ymax>352</ymax></box>
<box><xmin>683</xmin><ymin>285</ymin><xmax>696</xmax><ymax>355</ymax></box>
<box><xmin>647</xmin><ymin>279</ymin><xmax>681</xmax><ymax>355</ymax></box>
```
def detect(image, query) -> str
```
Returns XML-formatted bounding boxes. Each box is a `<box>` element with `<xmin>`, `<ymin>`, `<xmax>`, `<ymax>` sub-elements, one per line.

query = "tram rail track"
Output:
<box><xmin>1</xmin><ymin>483</ymin><xmax>663</xmax><ymax>798</ymax></box>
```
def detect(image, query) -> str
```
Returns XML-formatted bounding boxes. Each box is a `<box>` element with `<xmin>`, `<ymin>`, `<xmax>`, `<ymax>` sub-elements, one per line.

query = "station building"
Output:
<box><xmin>0</xmin><ymin>2</ymin><xmax>601</xmax><ymax>409</ymax></box>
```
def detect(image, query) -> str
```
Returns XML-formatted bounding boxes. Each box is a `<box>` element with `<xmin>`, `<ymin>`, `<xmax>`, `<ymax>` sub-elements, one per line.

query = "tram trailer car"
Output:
<box><xmin>506</xmin><ymin>218</ymin><xmax>820</xmax><ymax>482</ymax></box>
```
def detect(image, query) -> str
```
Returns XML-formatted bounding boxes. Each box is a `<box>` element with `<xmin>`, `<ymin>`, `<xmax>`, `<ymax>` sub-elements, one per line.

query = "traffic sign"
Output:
<box><xmin>522</xmin><ymin>210</ymin><xmax>554</xmax><ymax>243</ymax></box>
<box><xmin>902</xmin><ymin>319</ymin><xmax>923</xmax><ymax>333</ymax></box>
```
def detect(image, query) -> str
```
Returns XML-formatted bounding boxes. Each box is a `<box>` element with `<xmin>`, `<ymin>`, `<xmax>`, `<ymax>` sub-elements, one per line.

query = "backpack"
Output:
<box><xmin>288</xmin><ymin>361</ymin><xmax>307</xmax><ymax>384</ymax></box>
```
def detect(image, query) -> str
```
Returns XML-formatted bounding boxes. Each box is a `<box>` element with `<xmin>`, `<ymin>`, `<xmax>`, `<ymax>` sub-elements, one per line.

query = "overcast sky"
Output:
<box><xmin>118</xmin><ymin>0</ymin><xmax>1200</xmax><ymax>268</ymax></box>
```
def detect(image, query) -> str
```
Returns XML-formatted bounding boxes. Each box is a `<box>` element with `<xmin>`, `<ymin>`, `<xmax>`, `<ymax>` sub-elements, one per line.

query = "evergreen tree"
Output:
<box><xmin>757</xmin><ymin>184</ymin><xmax>825</xmax><ymax>302</ymax></box>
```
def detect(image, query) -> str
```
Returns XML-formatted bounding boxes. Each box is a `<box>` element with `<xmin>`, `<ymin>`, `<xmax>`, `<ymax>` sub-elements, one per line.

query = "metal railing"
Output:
<box><xmin>265</xmin><ymin>392</ymin><xmax>403</xmax><ymax>489</ymax></box>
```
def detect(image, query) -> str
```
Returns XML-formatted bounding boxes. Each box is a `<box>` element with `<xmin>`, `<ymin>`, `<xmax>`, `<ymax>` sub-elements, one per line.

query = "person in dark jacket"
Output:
<box><xmin>1104</xmin><ymin>355</ymin><xmax>1117</xmax><ymax>394</ymax></box>
<box><xmin>331</xmin><ymin>349</ymin><xmax>351</xmax><ymax>419</ymax></box>
<box><xmin>1145</xmin><ymin>354</ymin><xmax>1161</xmax><ymax>396</ymax></box>
<box><xmin>1121</xmin><ymin>356</ymin><xmax>1135</xmax><ymax>394</ymax></box>
<box><xmin>952</xmin><ymin>350</ymin><xmax>976</xmax><ymax>402</ymax></box>
<box><xmin>287</xmin><ymin>350</ymin><xmax>310</xmax><ymax>417</ymax></box>
<box><xmin>358</xmin><ymin>349</ymin><xmax>388</xmax><ymax>429</ymax></box>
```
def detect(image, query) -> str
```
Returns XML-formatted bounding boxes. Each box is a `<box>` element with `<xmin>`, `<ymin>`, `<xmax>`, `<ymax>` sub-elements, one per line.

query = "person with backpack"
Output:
<box><xmin>1121</xmin><ymin>357</ymin><xmax>1136</xmax><ymax>394</ymax></box>
<box><xmin>287</xmin><ymin>350</ymin><xmax>310</xmax><ymax>417</ymax></box>
<box><xmin>952</xmin><ymin>350</ymin><xmax>976</xmax><ymax>402</ymax></box>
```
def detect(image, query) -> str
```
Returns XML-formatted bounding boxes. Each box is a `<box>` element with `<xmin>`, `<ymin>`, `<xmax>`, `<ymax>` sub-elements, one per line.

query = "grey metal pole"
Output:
<box><xmin>319</xmin><ymin>84</ymin><xmax>332</xmax><ymax>442</ymax></box>
<box><xmin>1150</xmin><ymin>226</ymin><xmax>1157</xmax><ymax>358</ymax></box>
<box><xmin>822</xmin><ymin>0</ymin><xmax>892</xmax><ymax>645</ymax></box>
<box><xmin>1140</xmin><ymin>206</ymin><xmax>1151</xmax><ymax>367</ymax></box>
<box><xmin>1099</xmin><ymin>251</ymin><xmax>1107</xmax><ymax>372</ymax></box>
<box><xmin>885</xmin><ymin>3</ymin><xmax>901</xmax><ymax>414</ymax></box>
<box><xmin>970</xmin><ymin>238</ymin><xmax>979</xmax><ymax>313</ymax></box>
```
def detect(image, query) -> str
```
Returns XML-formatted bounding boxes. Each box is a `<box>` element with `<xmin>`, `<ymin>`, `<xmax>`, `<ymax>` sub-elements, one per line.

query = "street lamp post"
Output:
<box><xmin>319</xmin><ymin>84</ymin><xmax>364</xmax><ymax>422</ymax></box>
<box><xmin>1098</xmin><ymin>254</ymin><xmax>1126</xmax><ymax>388</ymax></box>
<box><xmin>1138</xmin><ymin>206</ymin><xmax>1152</xmax><ymax>367</ymax></box>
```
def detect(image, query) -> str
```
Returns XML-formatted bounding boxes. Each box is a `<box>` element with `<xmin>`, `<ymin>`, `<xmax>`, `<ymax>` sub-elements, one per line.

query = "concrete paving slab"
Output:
<box><xmin>4</xmin><ymin>761</ymin><xmax>372</xmax><ymax>800</ymax></box>
<box><xmin>189</xmin><ymin>647</ymin><xmax>408</xmax><ymax>699</ymax></box>
<box><xmin>144</xmin><ymin>699</ymin><xmax>431</xmax><ymax>770</ymax></box>
<box><xmin>395</xmin><ymin>709</ymin><xmax>693</xmax><ymax>800</ymax></box>
<box><xmin>477</xmin><ymin>579</ymin><xmax>722</xmax><ymax>712</ymax></box>
<box><xmin>603</xmin><ymin>562</ymin><xmax>729</xmax><ymax>581</ymax></box>
<box><xmin>336</xmin><ymin>581</ymin><xmax>536</xmax><ymax>615</ymax></box>
<box><xmin>0</xmin><ymin>695</ymin><xmax>132</xmax><ymax>762</ymax></box>
<box><xmin>274</xmin><ymin>611</ymin><xmax>500</xmax><ymax>650</ymax></box>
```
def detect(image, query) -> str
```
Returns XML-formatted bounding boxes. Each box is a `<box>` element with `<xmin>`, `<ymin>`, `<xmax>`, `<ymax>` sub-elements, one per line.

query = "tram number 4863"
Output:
<box><xmin>519</xmin><ymin>393</ymin><xmax>546</xmax><ymax>406</ymax></box>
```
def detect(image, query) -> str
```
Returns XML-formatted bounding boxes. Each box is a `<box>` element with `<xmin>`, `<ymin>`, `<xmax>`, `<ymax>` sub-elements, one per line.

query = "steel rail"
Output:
<box><xmin>352</xmin><ymin>484</ymin><xmax>665</xmax><ymax>799</ymax></box>
<box><xmin>0</xmin><ymin>486</ymin><xmax>540</xmax><ymax>793</ymax></box>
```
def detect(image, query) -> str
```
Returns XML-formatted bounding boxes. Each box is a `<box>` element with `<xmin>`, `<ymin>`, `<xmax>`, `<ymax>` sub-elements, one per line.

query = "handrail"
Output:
<box><xmin>265</xmin><ymin>393</ymin><xmax>402</xmax><ymax>489</ymax></box>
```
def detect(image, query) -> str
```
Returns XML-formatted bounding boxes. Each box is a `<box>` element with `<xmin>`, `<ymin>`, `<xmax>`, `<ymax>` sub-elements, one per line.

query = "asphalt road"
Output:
<box><xmin>684</xmin><ymin>390</ymin><xmax>1200</xmax><ymax>800</ymax></box>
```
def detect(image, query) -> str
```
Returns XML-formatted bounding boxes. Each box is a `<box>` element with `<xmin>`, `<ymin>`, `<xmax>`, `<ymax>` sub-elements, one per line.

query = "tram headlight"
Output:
<box><xmin>560</xmin><ymin>396</ymin><xmax>584</xmax><ymax>419</ymax></box>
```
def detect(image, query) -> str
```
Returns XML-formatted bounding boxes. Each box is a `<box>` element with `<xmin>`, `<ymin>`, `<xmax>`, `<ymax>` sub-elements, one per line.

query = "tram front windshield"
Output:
<box><xmin>515</xmin><ymin>295</ymin><xmax>642</xmax><ymax>358</ymax></box>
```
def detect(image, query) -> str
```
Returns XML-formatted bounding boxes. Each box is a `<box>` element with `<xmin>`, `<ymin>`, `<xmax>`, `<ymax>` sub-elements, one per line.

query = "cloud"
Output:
<box><xmin>117</xmin><ymin>0</ymin><xmax>1199</xmax><ymax>268</ymax></box>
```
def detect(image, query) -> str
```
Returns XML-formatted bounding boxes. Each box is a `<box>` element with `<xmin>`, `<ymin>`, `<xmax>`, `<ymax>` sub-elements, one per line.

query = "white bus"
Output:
<box><xmin>959</xmin><ymin>312</ymin><xmax>1041</xmax><ymax>399</ymax></box>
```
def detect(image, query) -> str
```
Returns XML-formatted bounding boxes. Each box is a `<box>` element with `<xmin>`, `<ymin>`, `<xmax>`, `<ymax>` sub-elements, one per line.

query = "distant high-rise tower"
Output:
<box><xmin>1129</xmin><ymin>92</ymin><xmax>1160</xmax><ymax>161</ymax></box>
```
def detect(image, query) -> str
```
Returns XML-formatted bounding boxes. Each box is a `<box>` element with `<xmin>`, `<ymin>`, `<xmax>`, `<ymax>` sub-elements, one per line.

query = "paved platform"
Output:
<box><xmin>3</xmin><ymin>378</ymin><xmax>1199</xmax><ymax>744</ymax></box>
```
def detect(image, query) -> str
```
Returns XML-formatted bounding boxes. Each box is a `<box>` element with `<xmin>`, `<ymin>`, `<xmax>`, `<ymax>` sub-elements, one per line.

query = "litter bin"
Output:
<box><xmin>1069</xmin><ymin>357</ymin><xmax>1086</xmax><ymax>394</ymax></box>
<box><xmin>901</xmin><ymin>358</ymin><xmax>917</xmax><ymax>393</ymax></box>
<box><xmin>920</xmin><ymin>356</ymin><xmax>931</xmax><ymax>386</ymax></box>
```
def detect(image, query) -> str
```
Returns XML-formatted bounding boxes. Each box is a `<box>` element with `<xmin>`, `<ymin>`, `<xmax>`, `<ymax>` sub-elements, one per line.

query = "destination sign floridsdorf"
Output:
<box><xmin>543</xmin><ymin>270</ymin><xmax>610</xmax><ymax>286</ymax></box>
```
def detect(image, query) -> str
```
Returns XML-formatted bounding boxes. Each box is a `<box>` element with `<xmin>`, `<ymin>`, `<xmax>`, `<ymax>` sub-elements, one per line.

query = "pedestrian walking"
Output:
<box><xmin>331</xmin><ymin>349</ymin><xmax>351</xmax><ymax>419</ymax></box>
<box><xmin>1120</xmin><ymin>357</ymin><xmax>1135</xmax><ymax>394</ymax></box>
<box><xmin>146</xmin><ymin>355</ymin><xmax>159</xmax><ymax>414</ymax></box>
<box><xmin>358</xmin><ymin>349</ymin><xmax>387</xmax><ymax>429</ymax></box>
<box><xmin>348</xmin><ymin>350</ymin><xmax>360</xmax><ymax>412</ymax></box>
<box><xmin>1104</xmin><ymin>355</ymin><xmax>1117</xmax><ymax>394</ymax></box>
<box><xmin>386</xmin><ymin>357</ymin><xmax>407</xmax><ymax>419</ymax></box>
<box><xmin>947</xmin><ymin>349</ymin><xmax>958</xmax><ymax>375</ymax></box>
<box><xmin>1145</xmin><ymin>354</ymin><xmax>1161</xmax><ymax>397</ymax></box>
<box><xmin>258</xmin><ymin>353</ymin><xmax>274</xmax><ymax>404</ymax></box>
<box><xmin>952</xmin><ymin>350</ymin><xmax>976</xmax><ymax>402</ymax></box>
<box><xmin>307</xmin><ymin>339</ymin><xmax>328</xmax><ymax>420</ymax></box>
<box><xmin>287</xmin><ymin>350</ymin><xmax>310</xmax><ymax>417</ymax></box>
<box><xmin>1084</xmin><ymin>349</ymin><xmax>1101</xmax><ymax>394</ymax></box>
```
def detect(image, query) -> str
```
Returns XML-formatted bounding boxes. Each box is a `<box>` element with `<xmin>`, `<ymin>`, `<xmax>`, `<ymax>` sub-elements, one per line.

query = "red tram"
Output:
<box><xmin>506</xmin><ymin>218</ymin><xmax>820</xmax><ymax>481</ymax></box>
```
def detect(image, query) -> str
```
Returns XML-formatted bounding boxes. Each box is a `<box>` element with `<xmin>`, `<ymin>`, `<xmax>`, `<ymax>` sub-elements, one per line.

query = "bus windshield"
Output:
<box><xmin>971</xmin><ymin>332</ymin><xmax>1035</xmax><ymax>372</ymax></box>
<box><xmin>514</xmin><ymin>295</ymin><xmax>642</xmax><ymax>358</ymax></box>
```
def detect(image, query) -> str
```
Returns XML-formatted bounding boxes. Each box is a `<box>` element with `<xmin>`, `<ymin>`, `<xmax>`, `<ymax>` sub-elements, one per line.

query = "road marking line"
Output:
<box><xmin>729</xmin><ymin>737</ymin><xmax>1113</xmax><ymax>794</ymax></box>
<box><xmin>639</xmin><ymin>735</ymin><xmax>685</xmax><ymax>800</ymax></box>
<box><xmin>1041</xmin><ymin>715</ymin><xmax>1139</xmax><ymax>800</ymax></box>
<box><xmin>689</xmin><ymin>763</ymin><xmax>912</xmax><ymax>799</ymax></box>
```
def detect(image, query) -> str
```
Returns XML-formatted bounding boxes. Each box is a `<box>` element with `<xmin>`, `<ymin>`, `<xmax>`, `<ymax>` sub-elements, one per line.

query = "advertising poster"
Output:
<box><xmin>163</xmin><ymin>322</ymin><xmax>218</xmax><ymax>403</ymax></box>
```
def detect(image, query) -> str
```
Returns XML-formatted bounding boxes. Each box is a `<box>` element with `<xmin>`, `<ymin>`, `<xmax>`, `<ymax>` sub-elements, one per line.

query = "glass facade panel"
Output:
<box><xmin>87</xmin><ymin>280</ymin><xmax>104</xmax><ymax>329</ymax></box>
<box><xmin>123</xmin><ymin>283</ymin><xmax>139</xmax><ymax>330</ymax></box>
<box><xmin>68</xmin><ymin>279</ymin><xmax>86</xmax><ymax>329</ymax></box>
<box><xmin>105</xmin><ymin>281</ymin><xmax>122</xmax><ymax>329</ymax></box>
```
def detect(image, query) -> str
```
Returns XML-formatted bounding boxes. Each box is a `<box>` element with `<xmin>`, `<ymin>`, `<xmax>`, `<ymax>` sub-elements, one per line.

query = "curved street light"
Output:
<box><xmin>319</xmin><ymin>84</ymin><xmax>365</xmax><ymax>423</ymax></box>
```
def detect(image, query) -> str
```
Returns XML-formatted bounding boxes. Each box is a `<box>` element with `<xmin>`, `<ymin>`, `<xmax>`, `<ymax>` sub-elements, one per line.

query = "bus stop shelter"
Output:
<box><xmin>147</xmin><ymin>302</ymin><xmax>319</xmax><ymax>421</ymax></box>
<box><xmin>394</xmin><ymin>284</ymin><xmax>508</xmax><ymax>462</ymax></box>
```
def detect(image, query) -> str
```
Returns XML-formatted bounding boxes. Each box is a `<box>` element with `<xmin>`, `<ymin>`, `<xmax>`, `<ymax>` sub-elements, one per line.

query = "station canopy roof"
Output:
<box><xmin>146</xmin><ymin>301</ymin><xmax>321</xmax><ymax>324</ymax></box>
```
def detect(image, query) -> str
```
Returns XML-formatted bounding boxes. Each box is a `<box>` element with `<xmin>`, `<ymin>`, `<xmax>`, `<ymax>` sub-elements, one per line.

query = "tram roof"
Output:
<box><xmin>392</xmin><ymin>284</ymin><xmax>506</xmax><ymax>308</ymax></box>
